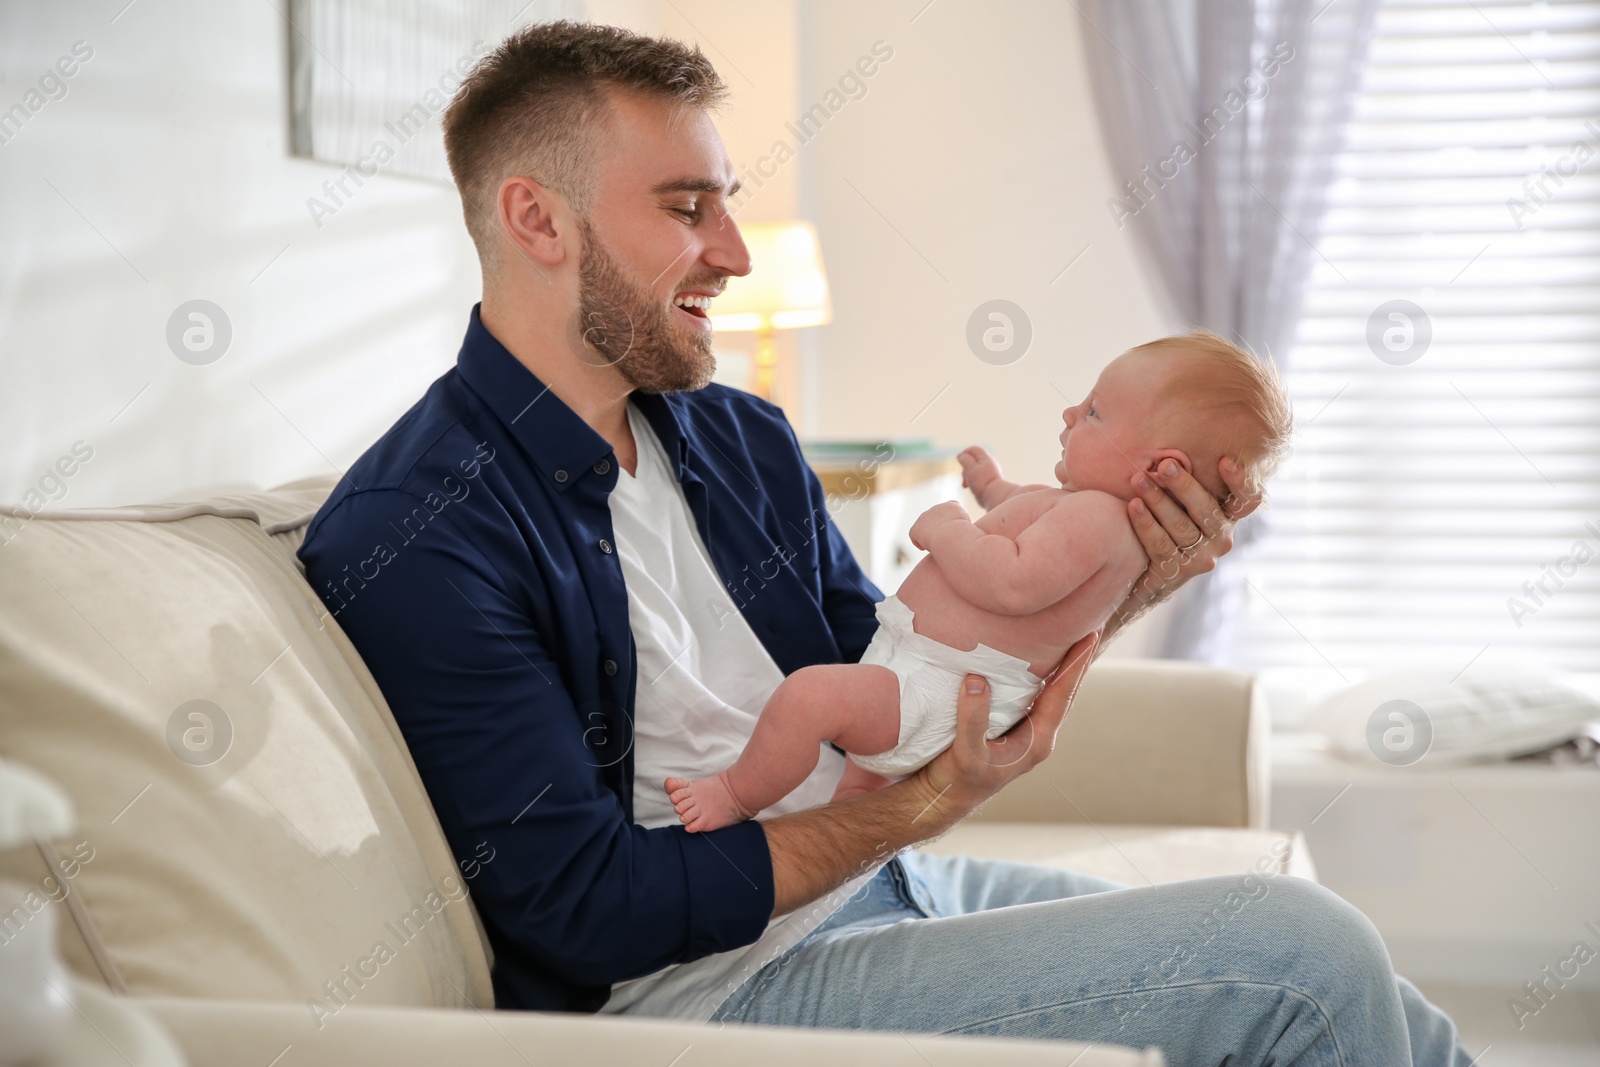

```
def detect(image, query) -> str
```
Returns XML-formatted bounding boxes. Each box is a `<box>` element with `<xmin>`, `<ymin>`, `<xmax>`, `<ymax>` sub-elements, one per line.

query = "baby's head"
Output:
<box><xmin>1055</xmin><ymin>329</ymin><xmax>1292</xmax><ymax>502</ymax></box>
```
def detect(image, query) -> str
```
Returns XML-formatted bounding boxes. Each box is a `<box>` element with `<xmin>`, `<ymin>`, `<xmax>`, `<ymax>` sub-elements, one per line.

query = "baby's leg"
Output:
<box><xmin>666</xmin><ymin>663</ymin><xmax>900</xmax><ymax>832</ymax></box>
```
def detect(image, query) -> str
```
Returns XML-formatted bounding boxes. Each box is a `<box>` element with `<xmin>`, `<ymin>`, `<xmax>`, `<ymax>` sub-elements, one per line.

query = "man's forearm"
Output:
<box><xmin>760</xmin><ymin>772</ymin><xmax>965</xmax><ymax>917</ymax></box>
<box><xmin>1101</xmin><ymin>552</ymin><xmax>1180</xmax><ymax>646</ymax></box>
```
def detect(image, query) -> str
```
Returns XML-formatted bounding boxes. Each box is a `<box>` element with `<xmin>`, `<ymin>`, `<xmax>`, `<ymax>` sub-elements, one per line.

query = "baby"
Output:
<box><xmin>666</xmin><ymin>330</ymin><xmax>1292</xmax><ymax>832</ymax></box>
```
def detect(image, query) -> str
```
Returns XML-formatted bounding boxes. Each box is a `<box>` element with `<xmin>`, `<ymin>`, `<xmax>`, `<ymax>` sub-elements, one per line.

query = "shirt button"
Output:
<box><xmin>599</xmin><ymin>538</ymin><xmax>614</xmax><ymax>555</ymax></box>
<box><xmin>593</xmin><ymin>459</ymin><xmax>610</xmax><ymax>476</ymax></box>
<box><xmin>603</xmin><ymin>658</ymin><xmax>618</xmax><ymax>677</ymax></box>
<box><xmin>553</xmin><ymin>469</ymin><xmax>569</xmax><ymax>483</ymax></box>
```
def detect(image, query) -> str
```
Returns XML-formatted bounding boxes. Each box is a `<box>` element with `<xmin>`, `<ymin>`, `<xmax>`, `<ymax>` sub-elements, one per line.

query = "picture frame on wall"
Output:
<box><xmin>287</xmin><ymin>0</ymin><xmax>587</xmax><ymax>185</ymax></box>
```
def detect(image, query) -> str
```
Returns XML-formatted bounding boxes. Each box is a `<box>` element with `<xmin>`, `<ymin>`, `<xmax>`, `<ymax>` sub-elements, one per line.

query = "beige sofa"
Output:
<box><xmin>0</xmin><ymin>476</ymin><xmax>1310</xmax><ymax>1066</ymax></box>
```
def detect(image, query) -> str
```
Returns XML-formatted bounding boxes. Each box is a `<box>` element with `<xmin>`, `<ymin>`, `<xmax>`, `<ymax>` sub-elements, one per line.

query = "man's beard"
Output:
<box><xmin>573</xmin><ymin>218</ymin><xmax>717</xmax><ymax>393</ymax></box>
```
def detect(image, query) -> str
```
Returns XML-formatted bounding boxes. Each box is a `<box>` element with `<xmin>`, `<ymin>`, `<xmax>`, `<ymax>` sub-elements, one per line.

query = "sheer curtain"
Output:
<box><xmin>1077</xmin><ymin>0</ymin><xmax>1379</xmax><ymax>660</ymax></box>
<box><xmin>1230</xmin><ymin>2</ymin><xmax>1600</xmax><ymax>674</ymax></box>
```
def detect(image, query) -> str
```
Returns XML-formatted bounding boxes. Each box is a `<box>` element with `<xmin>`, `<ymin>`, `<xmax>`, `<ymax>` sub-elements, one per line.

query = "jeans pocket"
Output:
<box><xmin>887</xmin><ymin>853</ymin><xmax>939</xmax><ymax>918</ymax></box>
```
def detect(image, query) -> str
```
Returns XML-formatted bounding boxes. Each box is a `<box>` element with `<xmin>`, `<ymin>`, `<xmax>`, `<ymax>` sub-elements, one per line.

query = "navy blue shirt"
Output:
<box><xmin>298</xmin><ymin>306</ymin><xmax>882</xmax><ymax>1013</ymax></box>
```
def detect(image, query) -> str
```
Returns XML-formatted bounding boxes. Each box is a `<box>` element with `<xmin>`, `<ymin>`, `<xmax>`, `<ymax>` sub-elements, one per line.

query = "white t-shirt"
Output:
<box><xmin>598</xmin><ymin>401</ymin><xmax>877</xmax><ymax>1021</ymax></box>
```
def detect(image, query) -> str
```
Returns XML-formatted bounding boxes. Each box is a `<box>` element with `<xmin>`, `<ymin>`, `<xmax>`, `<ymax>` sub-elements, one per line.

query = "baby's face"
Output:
<box><xmin>1055</xmin><ymin>352</ymin><xmax>1183</xmax><ymax>499</ymax></box>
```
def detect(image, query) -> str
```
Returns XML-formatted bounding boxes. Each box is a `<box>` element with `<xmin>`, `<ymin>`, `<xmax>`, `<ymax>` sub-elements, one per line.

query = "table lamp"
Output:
<box><xmin>709</xmin><ymin>220</ymin><xmax>832</xmax><ymax>404</ymax></box>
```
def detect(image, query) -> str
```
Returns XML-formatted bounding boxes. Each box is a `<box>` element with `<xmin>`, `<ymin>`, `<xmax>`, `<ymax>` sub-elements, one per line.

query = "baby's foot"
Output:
<box><xmin>665</xmin><ymin>772</ymin><xmax>755</xmax><ymax>833</ymax></box>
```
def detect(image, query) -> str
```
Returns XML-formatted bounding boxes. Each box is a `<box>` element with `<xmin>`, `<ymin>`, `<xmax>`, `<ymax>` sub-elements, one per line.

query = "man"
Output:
<box><xmin>300</xmin><ymin>21</ymin><xmax>1469</xmax><ymax>1063</ymax></box>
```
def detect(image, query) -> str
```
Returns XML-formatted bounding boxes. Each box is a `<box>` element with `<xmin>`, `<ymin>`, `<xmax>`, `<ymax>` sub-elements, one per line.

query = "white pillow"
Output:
<box><xmin>1305</xmin><ymin>666</ymin><xmax>1600</xmax><ymax>767</ymax></box>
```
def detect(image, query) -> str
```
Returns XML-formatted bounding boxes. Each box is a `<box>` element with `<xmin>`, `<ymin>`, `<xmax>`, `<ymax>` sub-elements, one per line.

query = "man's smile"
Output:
<box><xmin>672</xmin><ymin>291</ymin><xmax>717</xmax><ymax>329</ymax></box>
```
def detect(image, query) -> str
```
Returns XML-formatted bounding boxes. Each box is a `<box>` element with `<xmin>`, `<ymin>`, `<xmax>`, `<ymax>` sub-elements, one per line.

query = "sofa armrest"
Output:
<box><xmin>139</xmin><ymin>996</ymin><xmax>1165</xmax><ymax>1066</ymax></box>
<box><xmin>970</xmin><ymin>659</ymin><xmax>1268</xmax><ymax>829</ymax></box>
<box><xmin>921</xmin><ymin>824</ymin><xmax>1317</xmax><ymax>885</ymax></box>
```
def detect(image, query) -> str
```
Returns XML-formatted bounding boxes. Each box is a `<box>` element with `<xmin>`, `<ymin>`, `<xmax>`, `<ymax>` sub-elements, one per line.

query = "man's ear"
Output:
<box><xmin>1146</xmin><ymin>448</ymin><xmax>1194</xmax><ymax>478</ymax></box>
<box><xmin>495</xmin><ymin>176</ymin><xmax>571</xmax><ymax>269</ymax></box>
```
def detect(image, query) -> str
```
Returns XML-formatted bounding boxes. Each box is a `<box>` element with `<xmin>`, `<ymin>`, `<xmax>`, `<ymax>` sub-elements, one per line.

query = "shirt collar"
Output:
<box><xmin>633</xmin><ymin>391</ymin><xmax>694</xmax><ymax>482</ymax></box>
<box><xmin>455</xmin><ymin>304</ymin><xmax>693</xmax><ymax>490</ymax></box>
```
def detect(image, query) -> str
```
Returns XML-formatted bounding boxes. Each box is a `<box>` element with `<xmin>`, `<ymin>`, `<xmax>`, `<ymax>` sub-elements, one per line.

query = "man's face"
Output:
<box><xmin>573</xmin><ymin>89</ymin><xmax>750</xmax><ymax>393</ymax></box>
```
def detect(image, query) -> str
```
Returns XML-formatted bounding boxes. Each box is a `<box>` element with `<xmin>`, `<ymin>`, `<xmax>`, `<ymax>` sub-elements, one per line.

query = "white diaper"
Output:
<box><xmin>851</xmin><ymin>595</ymin><xmax>1046</xmax><ymax>778</ymax></box>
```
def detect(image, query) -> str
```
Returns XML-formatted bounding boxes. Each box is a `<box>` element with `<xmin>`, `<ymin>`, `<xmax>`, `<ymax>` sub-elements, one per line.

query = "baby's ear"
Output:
<box><xmin>1147</xmin><ymin>448</ymin><xmax>1194</xmax><ymax>478</ymax></box>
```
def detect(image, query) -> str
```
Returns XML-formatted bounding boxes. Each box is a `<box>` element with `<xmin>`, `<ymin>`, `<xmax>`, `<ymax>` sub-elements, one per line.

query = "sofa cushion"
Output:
<box><xmin>0</xmin><ymin>480</ymin><xmax>493</xmax><ymax>1012</ymax></box>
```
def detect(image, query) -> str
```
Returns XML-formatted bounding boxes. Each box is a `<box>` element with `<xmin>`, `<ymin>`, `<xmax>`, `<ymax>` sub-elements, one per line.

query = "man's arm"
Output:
<box><xmin>762</xmin><ymin>630</ymin><xmax>1099</xmax><ymax>916</ymax></box>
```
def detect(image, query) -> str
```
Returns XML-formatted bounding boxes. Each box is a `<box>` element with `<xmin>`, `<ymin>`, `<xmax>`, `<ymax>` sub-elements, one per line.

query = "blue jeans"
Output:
<box><xmin>710</xmin><ymin>852</ymin><xmax>1471</xmax><ymax>1066</ymax></box>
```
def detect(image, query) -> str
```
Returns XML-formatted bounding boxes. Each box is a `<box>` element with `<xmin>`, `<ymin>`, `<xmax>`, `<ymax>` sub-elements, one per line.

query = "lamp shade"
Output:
<box><xmin>710</xmin><ymin>220</ymin><xmax>832</xmax><ymax>332</ymax></box>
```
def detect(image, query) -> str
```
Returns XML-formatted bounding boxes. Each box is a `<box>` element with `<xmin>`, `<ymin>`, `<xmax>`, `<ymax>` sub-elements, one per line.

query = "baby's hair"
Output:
<box><xmin>1126</xmin><ymin>328</ymin><xmax>1293</xmax><ymax>497</ymax></box>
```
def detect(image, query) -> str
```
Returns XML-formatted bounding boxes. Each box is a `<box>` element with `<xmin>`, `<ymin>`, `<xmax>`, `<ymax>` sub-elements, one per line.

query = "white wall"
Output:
<box><xmin>797</xmin><ymin>0</ymin><xmax>1169</xmax><ymax>483</ymax></box>
<box><xmin>0</xmin><ymin>1</ymin><xmax>483</xmax><ymax>509</ymax></box>
<box><xmin>794</xmin><ymin>0</ymin><xmax>1174</xmax><ymax>653</ymax></box>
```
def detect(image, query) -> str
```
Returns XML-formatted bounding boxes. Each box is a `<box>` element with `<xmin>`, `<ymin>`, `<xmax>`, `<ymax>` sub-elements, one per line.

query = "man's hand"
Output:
<box><xmin>908</xmin><ymin>500</ymin><xmax>970</xmax><ymax>551</ymax></box>
<box><xmin>1109</xmin><ymin>456</ymin><xmax>1263</xmax><ymax>637</ymax></box>
<box><xmin>958</xmin><ymin>446</ymin><xmax>1003</xmax><ymax>501</ymax></box>
<box><xmin>909</xmin><ymin>630</ymin><xmax>1100</xmax><ymax>820</ymax></box>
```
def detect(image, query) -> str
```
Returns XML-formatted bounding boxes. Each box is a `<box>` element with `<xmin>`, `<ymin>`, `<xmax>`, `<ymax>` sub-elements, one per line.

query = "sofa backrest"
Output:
<box><xmin>0</xmin><ymin>476</ymin><xmax>494</xmax><ymax>1014</ymax></box>
<box><xmin>970</xmin><ymin>658</ymin><xmax>1268</xmax><ymax>829</ymax></box>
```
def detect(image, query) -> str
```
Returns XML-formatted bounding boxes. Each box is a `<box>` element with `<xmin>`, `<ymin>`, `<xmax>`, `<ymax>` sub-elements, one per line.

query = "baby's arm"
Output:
<box><xmin>959</xmin><ymin>446</ymin><xmax>1053</xmax><ymax>511</ymax></box>
<box><xmin>915</xmin><ymin>492</ymin><xmax>1138</xmax><ymax>616</ymax></box>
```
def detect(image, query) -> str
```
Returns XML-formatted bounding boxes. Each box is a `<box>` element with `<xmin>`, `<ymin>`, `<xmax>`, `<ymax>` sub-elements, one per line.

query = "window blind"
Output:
<box><xmin>1229</xmin><ymin>0</ymin><xmax>1600</xmax><ymax>674</ymax></box>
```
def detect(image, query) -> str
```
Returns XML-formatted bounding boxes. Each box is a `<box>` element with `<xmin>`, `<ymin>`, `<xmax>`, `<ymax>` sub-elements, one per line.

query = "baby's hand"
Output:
<box><xmin>909</xmin><ymin>500</ymin><xmax>969</xmax><ymax>550</ymax></box>
<box><xmin>958</xmin><ymin>446</ymin><xmax>1002</xmax><ymax>496</ymax></box>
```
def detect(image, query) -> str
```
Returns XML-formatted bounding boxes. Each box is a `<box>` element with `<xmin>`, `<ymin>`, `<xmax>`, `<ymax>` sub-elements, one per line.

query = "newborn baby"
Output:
<box><xmin>666</xmin><ymin>330</ymin><xmax>1291</xmax><ymax>832</ymax></box>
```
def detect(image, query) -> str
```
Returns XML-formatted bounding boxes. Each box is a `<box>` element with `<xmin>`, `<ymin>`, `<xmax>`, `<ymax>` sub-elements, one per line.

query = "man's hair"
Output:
<box><xmin>1128</xmin><ymin>328</ymin><xmax>1293</xmax><ymax>497</ymax></box>
<box><xmin>442</xmin><ymin>21</ymin><xmax>727</xmax><ymax>271</ymax></box>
